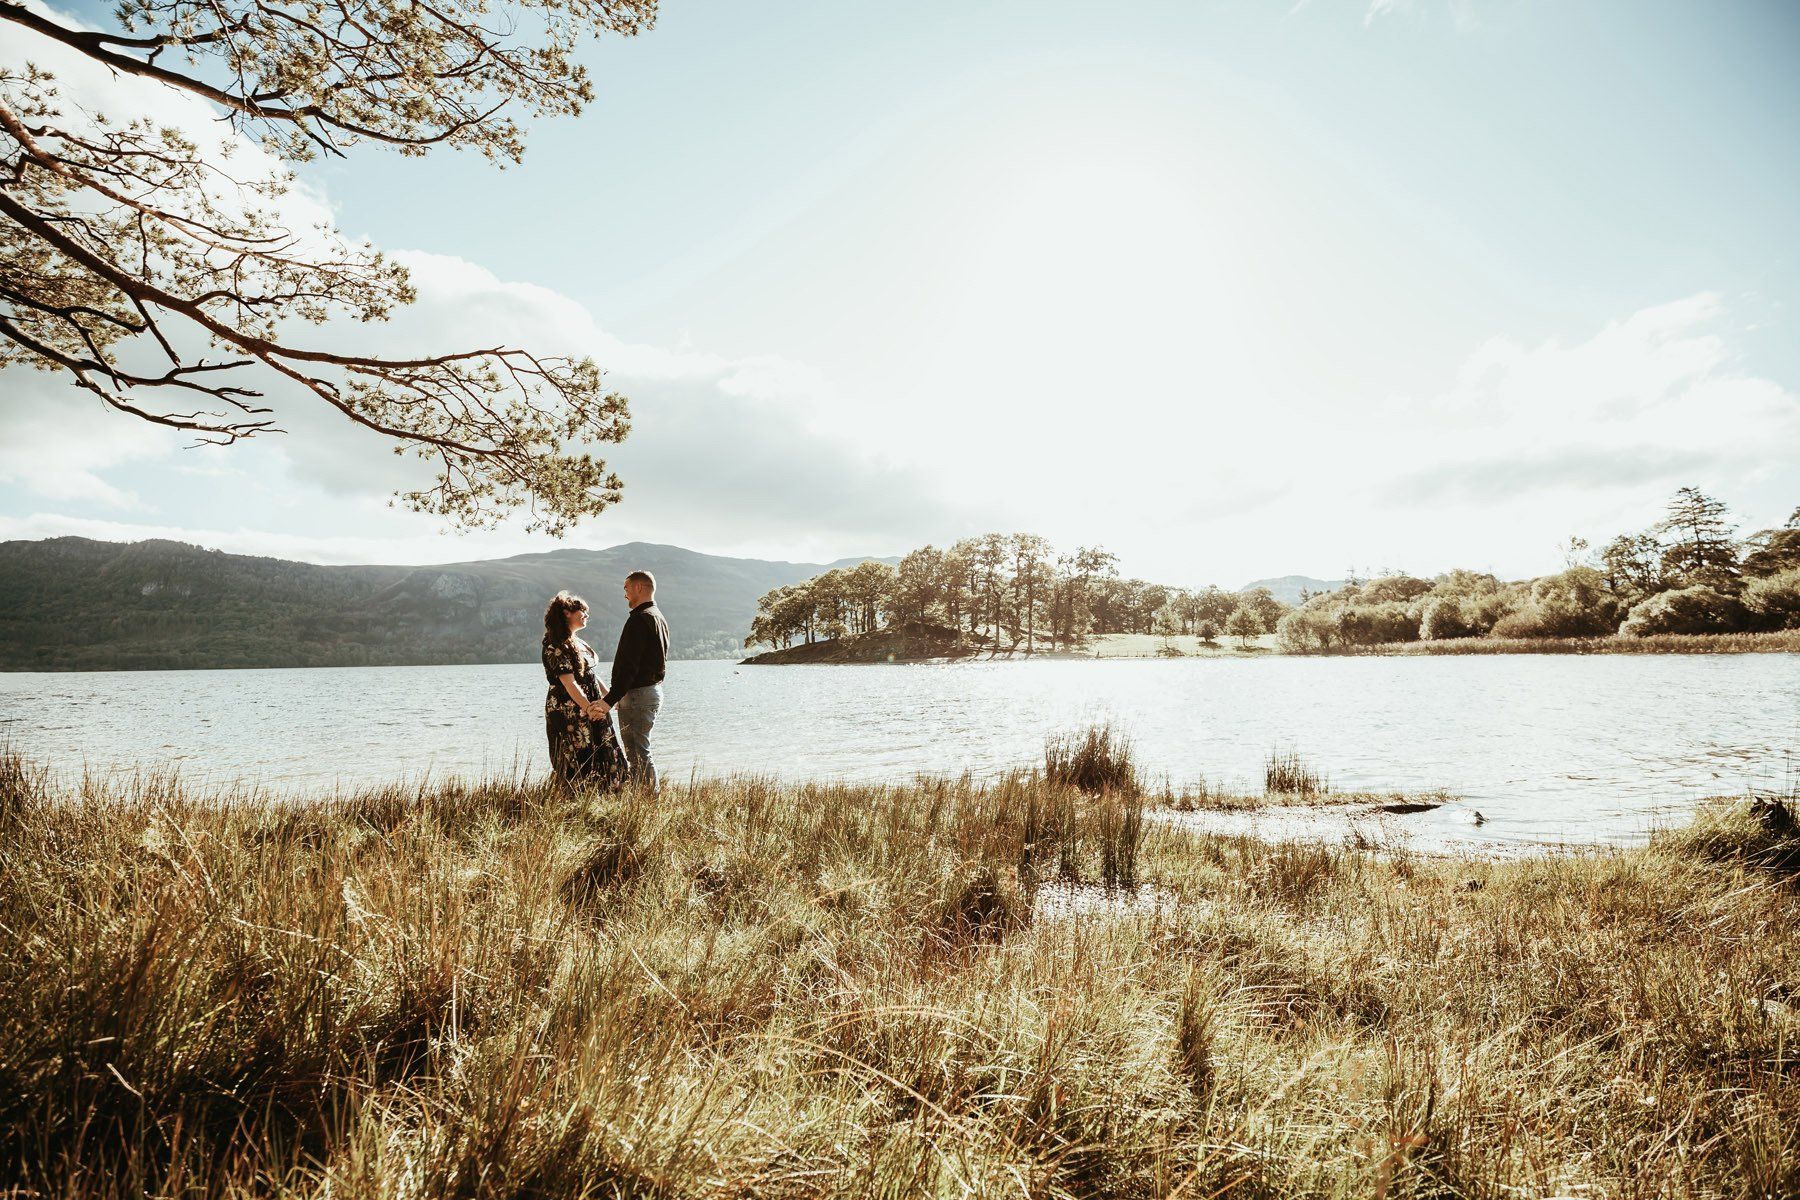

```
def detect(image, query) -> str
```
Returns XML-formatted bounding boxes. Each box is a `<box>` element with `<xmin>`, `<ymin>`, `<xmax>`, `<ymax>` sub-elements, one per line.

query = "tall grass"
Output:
<box><xmin>1044</xmin><ymin>723</ymin><xmax>1138</xmax><ymax>796</ymax></box>
<box><xmin>2</xmin><ymin>748</ymin><xmax>1798</xmax><ymax>1196</ymax></box>
<box><xmin>1264</xmin><ymin>747</ymin><xmax>1327</xmax><ymax>795</ymax></box>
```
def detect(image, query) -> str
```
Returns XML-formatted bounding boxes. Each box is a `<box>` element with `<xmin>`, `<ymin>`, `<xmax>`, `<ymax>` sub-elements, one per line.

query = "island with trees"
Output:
<box><xmin>743</xmin><ymin>488</ymin><xmax>1800</xmax><ymax>663</ymax></box>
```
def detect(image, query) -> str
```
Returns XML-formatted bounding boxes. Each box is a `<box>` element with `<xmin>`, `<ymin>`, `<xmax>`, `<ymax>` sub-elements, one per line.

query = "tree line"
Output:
<box><xmin>746</xmin><ymin>536</ymin><xmax>1293</xmax><ymax>653</ymax></box>
<box><xmin>1276</xmin><ymin>487</ymin><xmax>1800</xmax><ymax>651</ymax></box>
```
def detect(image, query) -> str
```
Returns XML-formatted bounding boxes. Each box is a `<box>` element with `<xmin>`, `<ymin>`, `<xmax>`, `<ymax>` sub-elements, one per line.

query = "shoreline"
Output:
<box><xmin>744</xmin><ymin>627</ymin><xmax>1800</xmax><ymax>664</ymax></box>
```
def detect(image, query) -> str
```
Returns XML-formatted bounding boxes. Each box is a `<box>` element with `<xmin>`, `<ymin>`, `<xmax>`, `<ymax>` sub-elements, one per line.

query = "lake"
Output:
<box><xmin>2</xmin><ymin>655</ymin><xmax>1796</xmax><ymax>851</ymax></box>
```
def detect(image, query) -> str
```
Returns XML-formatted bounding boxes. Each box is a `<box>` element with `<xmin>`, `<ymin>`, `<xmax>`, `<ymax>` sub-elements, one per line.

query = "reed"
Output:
<box><xmin>1044</xmin><ymin>722</ymin><xmax>1139</xmax><ymax>796</ymax></box>
<box><xmin>1264</xmin><ymin>747</ymin><xmax>1327</xmax><ymax>795</ymax></box>
<box><xmin>2</xmin><ymin>750</ymin><xmax>1797</xmax><ymax>1197</ymax></box>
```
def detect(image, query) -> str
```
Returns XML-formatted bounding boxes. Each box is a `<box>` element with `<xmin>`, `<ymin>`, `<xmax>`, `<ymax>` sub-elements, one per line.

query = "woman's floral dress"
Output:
<box><xmin>542</xmin><ymin>636</ymin><xmax>622</xmax><ymax>785</ymax></box>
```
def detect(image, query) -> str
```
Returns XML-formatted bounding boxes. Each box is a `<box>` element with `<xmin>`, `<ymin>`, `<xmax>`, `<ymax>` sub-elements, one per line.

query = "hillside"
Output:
<box><xmin>1239</xmin><ymin>575</ymin><xmax>1345</xmax><ymax>606</ymax></box>
<box><xmin>0</xmin><ymin>537</ymin><xmax>890</xmax><ymax>671</ymax></box>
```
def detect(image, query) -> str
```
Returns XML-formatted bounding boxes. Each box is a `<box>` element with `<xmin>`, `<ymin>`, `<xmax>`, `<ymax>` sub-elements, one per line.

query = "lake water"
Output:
<box><xmin>2</xmin><ymin>656</ymin><xmax>1796</xmax><ymax>851</ymax></box>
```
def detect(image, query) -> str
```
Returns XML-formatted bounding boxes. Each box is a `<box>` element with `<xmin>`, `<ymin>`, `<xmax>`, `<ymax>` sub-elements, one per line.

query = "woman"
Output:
<box><xmin>541</xmin><ymin>591</ymin><xmax>624</xmax><ymax>788</ymax></box>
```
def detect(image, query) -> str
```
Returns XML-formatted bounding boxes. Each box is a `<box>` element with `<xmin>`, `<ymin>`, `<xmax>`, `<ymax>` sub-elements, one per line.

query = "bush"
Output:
<box><xmin>1336</xmin><ymin>602</ymin><xmax>1419</xmax><ymax>646</ymax></box>
<box><xmin>1742</xmin><ymin>568</ymin><xmax>1800</xmax><ymax>630</ymax></box>
<box><xmin>1419</xmin><ymin>597</ymin><xmax>1476</xmax><ymax>640</ymax></box>
<box><xmin>1490</xmin><ymin>567</ymin><xmax>1619</xmax><ymax>638</ymax></box>
<box><xmin>1620</xmin><ymin>585</ymin><xmax>1747</xmax><ymax>637</ymax></box>
<box><xmin>1276</xmin><ymin>607</ymin><xmax>1335</xmax><ymax>652</ymax></box>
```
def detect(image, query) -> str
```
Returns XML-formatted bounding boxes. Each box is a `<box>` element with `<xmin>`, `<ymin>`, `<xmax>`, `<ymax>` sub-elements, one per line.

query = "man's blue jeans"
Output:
<box><xmin>615</xmin><ymin>683</ymin><xmax>663</xmax><ymax>789</ymax></box>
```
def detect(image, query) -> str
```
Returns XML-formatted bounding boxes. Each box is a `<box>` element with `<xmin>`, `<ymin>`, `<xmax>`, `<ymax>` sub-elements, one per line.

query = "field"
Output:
<box><xmin>2</xmin><ymin>745</ymin><xmax>1798</xmax><ymax>1198</ymax></box>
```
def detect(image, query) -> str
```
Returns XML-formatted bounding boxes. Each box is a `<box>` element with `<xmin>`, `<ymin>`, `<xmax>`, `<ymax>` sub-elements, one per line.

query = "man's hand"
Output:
<box><xmin>587</xmin><ymin>699</ymin><xmax>611</xmax><ymax>720</ymax></box>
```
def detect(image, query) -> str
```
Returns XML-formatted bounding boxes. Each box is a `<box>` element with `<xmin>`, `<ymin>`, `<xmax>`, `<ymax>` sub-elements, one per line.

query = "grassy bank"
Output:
<box><xmin>3</xmin><ymin>750</ymin><xmax>1798</xmax><ymax>1197</ymax></box>
<box><xmin>748</xmin><ymin>628</ymin><xmax>1800</xmax><ymax>664</ymax></box>
<box><xmin>745</xmin><ymin>630</ymin><xmax>1281</xmax><ymax>664</ymax></box>
<box><xmin>741</xmin><ymin>622</ymin><xmax>979</xmax><ymax>665</ymax></box>
<box><xmin>1293</xmin><ymin>629</ymin><xmax>1800</xmax><ymax>657</ymax></box>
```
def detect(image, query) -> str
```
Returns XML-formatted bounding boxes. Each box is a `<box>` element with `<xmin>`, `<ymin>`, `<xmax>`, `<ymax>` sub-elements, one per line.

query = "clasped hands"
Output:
<box><xmin>582</xmin><ymin>698</ymin><xmax>611</xmax><ymax>721</ymax></box>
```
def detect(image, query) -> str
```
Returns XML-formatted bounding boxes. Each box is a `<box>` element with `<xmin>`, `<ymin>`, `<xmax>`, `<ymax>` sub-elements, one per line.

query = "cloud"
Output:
<box><xmin>247</xmin><ymin>249</ymin><xmax>964</xmax><ymax>553</ymax></box>
<box><xmin>0</xmin><ymin>369</ymin><xmax>181</xmax><ymax>509</ymax></box>
<box><xmin>1384</xmin><ymin>293</ymin><xmax>1799</xmax><ymax>508</ymax></box>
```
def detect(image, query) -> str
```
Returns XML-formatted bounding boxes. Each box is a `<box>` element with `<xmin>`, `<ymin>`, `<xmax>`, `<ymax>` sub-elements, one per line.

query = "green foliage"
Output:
<box><xmin>1741</xmin><ymin>526</ymin><xmax>1800</xmax><ymax>579</ymax></box>
<box><xmin>1621</xmin><ymin>585</ymin><xmax>1749</xmax><ymax>637</ymax></box>
<box><xmin>1489</xmin><ymin>566</ymin><xmax>1620</xmax><ymax>639</ymax></box>
<box><xmin>1742</xmin><ymin>568</ymin><xmax>1800</xmax><ymax>630</ymax></box>
<box><xmin>1418</xmin><ymin>597</ymin><xmax>1477</xmax><ymax>640</ymax></box>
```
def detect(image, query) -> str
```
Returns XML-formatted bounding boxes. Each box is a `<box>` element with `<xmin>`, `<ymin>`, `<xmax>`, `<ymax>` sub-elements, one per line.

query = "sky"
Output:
<box><xmin>2</xmin><ymin>0</ymin><xmax>1798</xmax><ymax>586</ymax></box>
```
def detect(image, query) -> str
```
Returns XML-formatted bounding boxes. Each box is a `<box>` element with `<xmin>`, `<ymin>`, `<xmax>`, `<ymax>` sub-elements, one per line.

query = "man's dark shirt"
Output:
<box><xmin>605</xmin><ymin>600</ymin><xmax>669</xmax><ymax>705</ymax></box>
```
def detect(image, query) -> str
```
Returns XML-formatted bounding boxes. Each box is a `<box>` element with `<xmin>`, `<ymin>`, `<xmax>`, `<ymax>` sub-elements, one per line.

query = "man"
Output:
<box><xmin>597</xmin><ymin>570</ymin><xmax>670</xmax><ymax>788</ymax></box>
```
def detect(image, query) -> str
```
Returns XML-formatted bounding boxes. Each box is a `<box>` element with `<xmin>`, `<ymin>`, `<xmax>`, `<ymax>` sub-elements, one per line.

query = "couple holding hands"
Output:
<box><xmin>542</xmin><ymin>571</ymin><xmax>670</xmax><ymax>789</ymax></box>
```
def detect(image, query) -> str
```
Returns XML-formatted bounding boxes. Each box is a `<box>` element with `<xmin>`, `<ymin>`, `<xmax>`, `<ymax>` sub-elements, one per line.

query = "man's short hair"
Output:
<box><xmin>625</xmin><ymin>570</ymin><xmax>656</xmax><ymax>593</ymax></box>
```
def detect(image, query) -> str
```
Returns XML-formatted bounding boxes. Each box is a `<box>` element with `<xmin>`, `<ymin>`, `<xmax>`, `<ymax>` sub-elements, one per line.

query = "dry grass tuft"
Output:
<box><xmin>1264</xmin><ymin>747</ymin><xmax>1327</xmax><ymax>796</ymax></box>
<box><xmin>1045</xmin><ymin>723</ymin><xmax>1139</xmax><ymax>796</ymax></box>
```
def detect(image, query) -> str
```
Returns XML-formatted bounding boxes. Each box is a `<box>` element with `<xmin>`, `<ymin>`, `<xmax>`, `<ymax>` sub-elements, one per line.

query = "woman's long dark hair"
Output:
<box><xmin>543</xmin><ymin>591</ymin><xmax>588</xmax><ymax>647</ymax></box>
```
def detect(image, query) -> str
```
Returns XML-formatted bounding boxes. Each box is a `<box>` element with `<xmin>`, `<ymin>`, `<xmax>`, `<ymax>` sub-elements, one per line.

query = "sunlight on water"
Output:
<box><xmin>2</xmin><ymin>655</ymin><xmax>1796</xmax><ymax>849</ymax></box>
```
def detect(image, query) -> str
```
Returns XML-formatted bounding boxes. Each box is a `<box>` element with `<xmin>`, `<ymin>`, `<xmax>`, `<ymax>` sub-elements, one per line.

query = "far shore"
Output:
<box><xmin>741</xmin><ymin>625</ymin><xmax>1800</xmax><ymax>664</ymax></box>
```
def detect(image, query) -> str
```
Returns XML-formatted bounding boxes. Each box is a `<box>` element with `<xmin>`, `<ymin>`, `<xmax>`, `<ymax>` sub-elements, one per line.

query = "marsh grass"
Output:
<box><xmin>1264</xmin><ymin>747</ymin><xmax>1327</xmax><ymax>796</ymax></box>
<box><xmin>2</xmin><ymin>747</ymin><xmax>1798</xmax><ymax>1197</ymax></box>
<box><xmin>1044</xmin><ymin>723</ymin><xmax>1138</xmax><ymax>796</ymax></box>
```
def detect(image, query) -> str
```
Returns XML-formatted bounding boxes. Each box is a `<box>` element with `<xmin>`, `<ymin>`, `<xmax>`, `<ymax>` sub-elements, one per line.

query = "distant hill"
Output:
<box><xmin>1239</xmin><ymin>575</ymin><xmax>1346</xmax><ymax>606</ymax></box>
<box><xmin>0</xmin><ymin>537</ymin><xmax>893</xmax><ymax>671</ymax></box>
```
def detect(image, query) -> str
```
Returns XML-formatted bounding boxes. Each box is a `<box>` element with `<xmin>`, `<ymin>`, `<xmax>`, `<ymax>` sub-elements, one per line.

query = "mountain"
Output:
<box><xmin>0</xmin><ymin>537</ymin><xmax>892</xmax><ymax>671</ymax></box>
<box><xmin>1238</xmin><ymin>575</ymin><xmax>1346</xmax><ymax>607</ymax></box>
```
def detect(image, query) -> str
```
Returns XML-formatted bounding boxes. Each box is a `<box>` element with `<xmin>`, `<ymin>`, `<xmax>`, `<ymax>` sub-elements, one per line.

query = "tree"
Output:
<box><xmin>843</xmin><ymin>560</ymin><xmax>895</xmax><ymax>635</ymax></box>
<box><xmin>1</xmin><ymin>0</ymin><xmax>653</xmax><ymax>533</ymax></box>
<box><xmin>972</xmin><ymin>533</ymin><xmax>1010</xmax><ymax>651</ymax></box>
<box><xmin>1225</xmin><ymin>606</ymin><xmax>1260</xmax><ymax>648</ymax></box>
<box><xmin>945</xmin><ymin>539</ymin><xmax>983</xmax><ymax>638</ymax></box>
<box><xmin>1235</xmin><ymin>586</ymin><xmax>1288</xmax><ymax>631</ymax></box>
<box><xmin>1599</xmin><ymin>533</ymin><xmax>1664</xmax><ymax>596</ymax></box>
<box><xmin>1009</xmin><ymin>533</ymin><xmax>1052</xmax><ymax>653</ymax></box>
<box><xmin>1063</xmin><ymin>546</ymin><xmax>1117</xmax><ymax>643</ymax></box>
<box><xmin>1657</xmin><ymin>487</ymin><xmax>1737</xmax><ymax>580</ymax></box>
<box><xmin>1740</xmin><ymin>510</ymin><xmax>1800</xmax><ymax>579</ymax></box>
<box><xmin>891</xmin><ymin>546</ymin><xmax>945</xmax><ymax>625</ymax></box>
<box><xmin>1192</xmin><ymin>586</ymin><xmax>1236</xmax><ymax>630</ymax></box>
